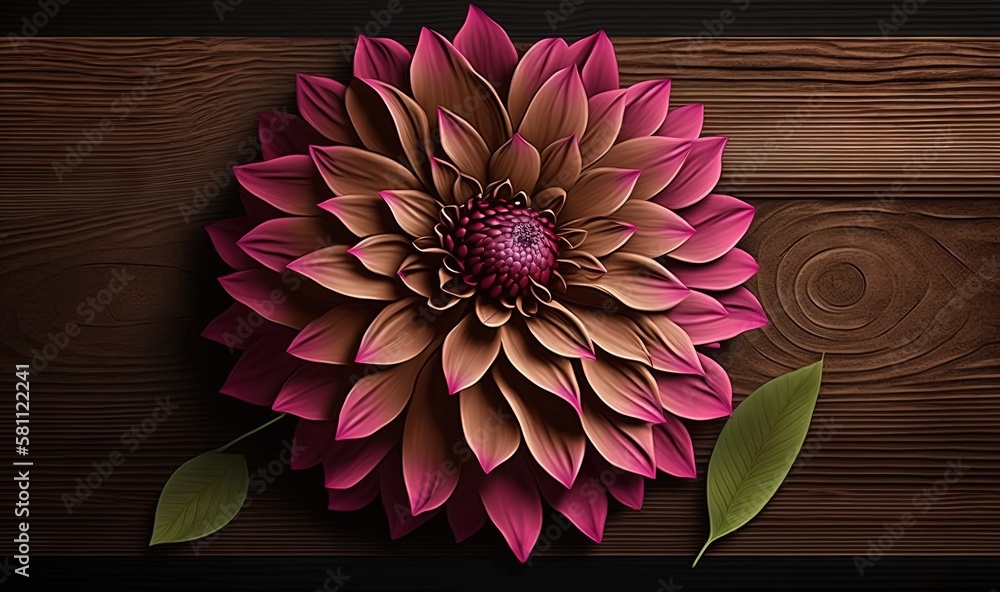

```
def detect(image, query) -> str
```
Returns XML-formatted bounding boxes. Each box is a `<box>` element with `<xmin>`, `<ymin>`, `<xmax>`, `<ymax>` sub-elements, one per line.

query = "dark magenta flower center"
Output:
<box><xmin>443</xmin><ymin>195</ymin><xmax>559</xmax><ymax>299</ymax></box>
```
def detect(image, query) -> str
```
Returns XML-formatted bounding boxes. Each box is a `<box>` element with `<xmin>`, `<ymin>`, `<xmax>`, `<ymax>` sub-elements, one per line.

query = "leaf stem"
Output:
<box><xmin>692</xmin><ymin>540</ymin><xmax>712</xmax><ymax>568</ymax></box>
<box><xmin>214</xmin><ymin>414</ymin><xmax>287</xmax><ymax>453</ymax></box>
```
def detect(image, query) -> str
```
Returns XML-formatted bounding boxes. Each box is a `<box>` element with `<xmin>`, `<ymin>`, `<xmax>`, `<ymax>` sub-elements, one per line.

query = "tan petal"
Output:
<box><xmin>558</xmin><ymin>249</ymin><xmax>607</xmax><ymax>277</ymax></box>
<box><xmin>581</xmin><ymin>356</ymin><xmax>664</xmax><ymax>423</ymax></box>
<box><xmin>537</xmin><ymin>134</ymin><xmax>581</xmax><ymax>191</ymax></box>
<box><xmin>443</xmin><ymin>313</ymin><xmax>502</xmax><ymax>394</ymax></box>
<box><xmin>613</xmin><ymin>200</ymin><xmax>695</xmax><ymax>257</ymax></box>
<box><xmin>523</xmin><ymin>300</ymin><xmax>595</xmax><ymax>359</ymax></box>
<box><xmin>460</xmin><ymin>380</ymin><xmax>520</xmax><ymax>473</ymax></box>
<box><xmin>493</xmin><ymin>358</ymin><xmax>585</xmax><ymax>488</ymax></box>
<box><xmin>575</xmin><ymin>217</ymin><xmax>636</xmax><ymax>257</ymax></box>
<box><xmin>287</xmin><ymin>302</ymin><xmax>379</xmax><ymax>364</ymax></box>
<box><xmin>402</xmin><ymin>350</ymin><xmax>461</xmax><ymax>514</ymax></box>
<box><xmin>563</xmin><ymin>252</ymin><xmax>689</xmax><ymax>311</ymax></box>
<box><xmin>430</xmin><ymin>157</ymin><xmax>460</xmax><ymax>204</ymax></box>
<box><xmin>565</xmin><ymin>300</ymin><xmax>652</xmax><ymax>365</ymax></box>
<box><xmin>500</xmin><ymin>322</ymin><xmax>580</xmax><ymax>413</ymax></box>
<box><xmin>592</xmin><ymin>136</ymin><xmax>691</xmax><ymax>201</ymax></box>
<box><xmin>379</xmin><ymin>189</ymin><xmax>441</xmax><ymax>238</ymax></box>
<box><xmin>581</xmin><ymin>388</ymin><xmax>656</xmax><ymax>478</ymax></box>
<box><xmin>337</xmin><ymin>353</ymin><xmax>428</xmax><ymax>439</ymax></box>
<box><xmin>319</xmin><ymin>195</ymin><xmax>398</xmax><ymax>238</ymax></box>
<box><xmin>346</xmin><ymin>78</ymin><xmax>433</xmax><ymax>188</ymax></box>
<box><xmin>561</xmin><ymin>167</ymin><xmax>640</xmax><ymax>221</ymax></box>
<box><xmin>581</xmin><ymin>89</ymin><xmax>627</xmax><ymax>166</ymax></box>
<box><xmin>518</xmin><ymin>67</ymin><xmax>588</xmax><ymax>151</ymax></box>
<box><xmin>489</xmin><ymin>133</ymin><xmax>540</xmax><ymax>195</ymax></box>
<box><xmin>347</xmin><ymin>233</ymin><xmax>411</xmax><ymax>277</ymax></box>
<box><xmin>439</xmin><ymin>107</ymin><xmax>491</xmax><ymax>180</ymax></box>
<box><xmin>356</xmin><ymin>296</ymin><xmax>437</xmax><ymax>365</ymax></box>
<box><xmin>411</xmin><ymin>28</ymin><xmax>512</xmax><ymax>150</ymax></box>
<box><xmin>640</xmin><ymin>313</ymin><xmax>705</xmax><ymax>375</ymax></box>
<box><xmin>287</xmin><ymin>245</ymin><xmax>407</xmax><ymax>301</ymax></box>
<box><xmin>533</xmin><ymin>187</ymin><xmax>567</xmax><ymax>215</ymax></box>
<box><xmin>507</xmin><ymin>38</ymin><xmax>571</xmax><ymax>127</ymax></box>
<box><xmin>311</xmin><ymin>145</ymin><xmax>422</xmax><ymax>197</ymax></box>
<box><xmin>475</xmin><ymin>296</ymin><xmax>513</xmax><ymax>327</ymax></box>
<box><xmin>397</xmin><ymin>253</ymin><xmax>437</xmax><ymax>298</ymax></box>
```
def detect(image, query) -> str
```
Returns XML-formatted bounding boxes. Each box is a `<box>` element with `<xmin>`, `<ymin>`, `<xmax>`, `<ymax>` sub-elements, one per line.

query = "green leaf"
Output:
<box><xmin>694</xmin><ymin>358</ymin><xmax>824</xmax><ymax>566</ymax></box>
<box><xmin>149</xmin><ymin>451</ymin><xmax>248</xmax><ymax>546</ymax></box>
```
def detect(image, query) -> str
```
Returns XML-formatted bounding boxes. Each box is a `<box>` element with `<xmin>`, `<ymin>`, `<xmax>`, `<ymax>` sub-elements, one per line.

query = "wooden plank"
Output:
<box><xmin>0</xmin><ymin>38</ymin><xmax>997</xmax><ymax>557</ymax></box>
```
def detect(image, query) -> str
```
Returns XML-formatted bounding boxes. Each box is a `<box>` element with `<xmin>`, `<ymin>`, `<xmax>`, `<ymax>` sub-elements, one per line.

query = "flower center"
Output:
<box><xmin>443</xmin><ymin>194</ymin><xmax>559</xmax><ymax>300</ymax></box>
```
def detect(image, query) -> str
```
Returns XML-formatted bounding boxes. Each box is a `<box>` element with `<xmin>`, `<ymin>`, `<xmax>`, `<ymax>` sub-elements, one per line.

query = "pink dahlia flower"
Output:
<box><xmin>205</xmin><ymin>5</ymin><xmax>767</xmax><ymax>561</ymax></box>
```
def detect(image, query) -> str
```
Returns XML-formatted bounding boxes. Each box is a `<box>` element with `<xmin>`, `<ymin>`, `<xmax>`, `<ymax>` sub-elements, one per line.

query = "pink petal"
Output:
<box><xmin>202</xmin><ymin>302</ymin><xmax>283</xmax><ymax>350</ymax></box>
<box><xmin>410</xmin><ymin>27</ymin><xmax>511</xmax><ymax>149</ymax></box>
<box><xmin>612</xmin><ymin>200</ymin><xmax>695</xmax><ymax>258</ymax></box>
<box><xmin>327</xmin><ymin>470</ymin><xmax>380</xmax><ymax>511</ymax></box>
<box><xmin>446</xmin><ymin>463</ymin><xmax>488</xmax><ymax>542</ymax></box>
<box><xmin>594</xmin><ymin>136</ymin><xmax>691</xmax><ymax>201</ymax></box>
<box><xmin>287</xmin><ymin>245</ymin><xmax>407</xmax><ymax>301</ymax></box>
<box><xmin>670</xmin><ymin>248</ymin><xmax>759</xmax><ymax>290</ymax></box>
<box><xmin>353</xmin><ymin>36</ymin><xmax>412</xmax><ymax>90</ymax></box>
<box><xmin>206</xmin><ymin>217</ymin><xmax>256</xmax><ymax>270</ymax></box>
<box><xmin>296</xmin><ymin>74</ymin><xmax>357</xmax><ymax>145</ymax></box>
<box><xmin>580</xmin><ymin>89</ymin><xmax>627</xmax><ymax>166</ymax></box>
<box><xmin>356</xmin><ymin>297</ymin><xmax>438</xmax><ymax>365</ymax></box>
<box><xmin>668</xmin><ymin>194</ymin><xmax>755</xmax><ymax>264</ymax></box>
<box><xmin>311</xmin><ymin>145</ymin><xmax>422</xmax><ymax>197</ymax></box>
<box><xmin>606</xmin><ymin>463</ymin><xmax>645</xmax><ymax>510</ymax></box>
<box><xmin>479</xmin><ymin>453</ymin><xmax>543</xmax><ymax>562</ymax></box>
<box><xmin>581</xmin><ymin>391</ymin><xmax>657</xmax><ymax>479</ymax></box>
<box><xmin>327</xmin><ymin>423</ymin><xmax>399</xmax><ymax>489</ymax></box>
<box><xmin>453</xmin><ymin>5</ymin><xmax>518</xmax><ymax>90</ymax></box>
<box><xmin>518</xmin><ymin>66</ymin><xmax>588</xmax><ymax>151</ymax></box>
<box><xmin>653</xmin><ymin>136</ymin><xmax>727</xmax><ymax>210</ymax></box>
<box><xmin>272</xmin><ymin>363</ymin><xmax>354</xmax><ymax>421</ymax></box>
<box><xmin>237</xmin><ymin>217</ymin><xmax>334</xmax><ymax>272</ymax></box>
<box><xmin>618</xmin><ymin>79</ymin><xmax>671</xmax><ymax>141</ymax></box>
<box><xmin>318</xmin><ymin>195</ymin><xmax>396</xmax><ymax>238</ymax></box>
<box><xmin>673</xmin><ymin>287</ymin><xmax>768</xmax><ymax>345</ymax></box>
<box><xmin>233</xmin><ymin>154</ymin><xmax>332</xmax><ymax>216</ymax></box>
<box><xmin>239</xmin><ymin>185</ymin><xmax>285</xmax><ymax>224</ymax></box>
<box><xmin>568</xmin><ymin>31</ymin><xmax>618</xmax><ymax>96</ymax></box>
<box><xmin>287</xmin><ymin>303</ymin><xmax>377</xmax><ymax>365</ymax></box>
<box><xmin>657</xmin><ymin>103</ymin><xmax>704</xmax><ymax>140</ymax></box>
<box><xmin>402</xmin><ymin>352</ymin><xmax>462</xmax><ymax>515</ymax></box>
<box><xmin>337</xmin><ymin>355</ymin><xmax>425</xmax><ymax>440</ymax></box>
<box><xmin>655</xmin><ymin>354</ymin><xmax>733</xmax><ymax>421</ymax></box>
<box><xmin>666</xmin><ymin>290</ymin><xmax>730</xmax><ymax>327</ymax></box>
<box><xmin>508</xmin><ymin>37</ymin><xmax>571</xmax><ymax>127</ymax></box>
<box><xmin>532</xmin><ymin>460</ymin><xmax>608</xmax><ymax>543</ymax></box>
<box><xmin>290</xmin><ymin>419</ymin><xmax>335</xmax><ymax>469</ymax></box>
<box><xmin>218</xmin><ymin>269</ymin><xmax>331</xmax><ymax>330</ymax></box>
<box><xmin>653</xmin><ymin>415</ymin><xmax>697</xmax><ymax>478</ymax></box>
<box><xmin>220</xmin><ymin>333</ymin><xmax>302</xmax><ymax>406</ymax></box>
<box><xmin>259</xmin><ymin>111</ymin><xmax>328</xmax><ymax>160</ymax></box>
<box><xmin>380</xmin><ymin>446</ymin><xmax>440</xmax><ymax>538</ymax></box>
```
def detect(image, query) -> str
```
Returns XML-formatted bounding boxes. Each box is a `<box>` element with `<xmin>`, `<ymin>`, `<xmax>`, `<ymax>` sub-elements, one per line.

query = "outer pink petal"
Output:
<box><xmin>508</xmin><ymin>37</ymin><xmax>571</xmax><ymax>127</ymax></box>
<box><xmin>327</xmin><ymin>470</ymin><xmax>380</xmax><ymax>511</ymax></box>
<box><xmin>670</xmin><ymin>248</ymin><xmax>759</xmax><ymax>290</ymax></box>
<box><xmin>581</xmin><ymin>391</ymin><xmax>657</xmax><ymax>479</ymax></box>
<box><xmin>326</xmin><ymin>422</ymin><xmax>400</xmax><ymax>489</ymax></box>
<box><xmin>618</xmin><ymin>79</ymin><xmax>671</xmax><ymax>141</ymax></box>
<box><xmin>296</xmin><ymin>74</ymin><xmax>358</xmax><ymax>145</ymax></box>
<box><xmin>655</xmin><ymin>353</ymin><xmax>733</xmax><ymax>421</ymax></box>
<box><xmin>272</xmin><ymin>363</ymin><xmax>354</xmax><ymax>421</ymax></box>
<box><xmin>237</xmin><ymin>217</ymin><xmax>334</xmax><ymax>272</ymax></box>
<box><xmin>337</xmin><ymin>354</ymin><xmax>426</xmax><ymax>440</ymax></box>
<box><xmin>668</xmin><ymin>194</ymin><xmax>755</xmax><ymax>264</ymax></box>
<box><xmin>605</xmin><ymin>463</ymin><xmax>645</xmax><ymax>510</ymax></box>
<box><xmin>594</xmin><ymin>136</ymin><xmax>692</xmax><ymax>201</ymax></box>
<box><xmin>380</xmin><ymin>446</ymin><xmax>440</xmax><ymax>538</ymax></box>
<box><xmin>446</xmin><ymin>463</ymin><xmax>488</xmax><ymax>542</ymax></box>
<box><xmin>653</xmin><ymin>415</ymin><xmax>697</xmax><ymax>478</ymax></box>
<box><xmin>290</xmin><ymin>419</ymin><xmax>335</xmax><ymax>469</ymax></box>
<box><xmin>259</xmin><ymin>111</ymin><xmax>328</xmax><ymax>160</ymax></box>
<box><xmin>672</xmin><ymin>287</ymin><xmax>768</xmax><ymax>345</ymax></box>
<box><xmin>218</xmin><ymin>269</ymin><xmax>332</xmax><ymax>330</ymax></box>
<box><xmin>220</xmin><ymin>332</ymin><xmax>302</xmax><ymax>406</ymax></box>
<box><xmin>287</xmin><ymin>303</ymin><xmax>378</xmax><ymax>365</ymax></box>
<box><xmin>453</xmin><ymin>5</ymin><xmax>518</xmax><ymax>90</ymax></box>
<box><xmin>233</xmin><ymin>154</ymin><xmax>332</xmax><ymax>216</ymax></box>
<box><xmin>653</xmin><ymin>136</ymin><xmax>727</xmax><ymax>210</ymax></box>
<box><xmin>531</xmin><ymin>460</ymin><xmax>608</xmax><ymax>543</ymax></box>
<box><xmin>657</xmin><ymin>103</ymin><xmax>704</xmax><ymax>141</ymax></box>
<box><xmin>206</xmin><ymin>217</ymin><xmax>257</xmax><ymax>270</ymax></box>
<box><xmin>202</xmin><ymin>302</ymin><xmax>283</xmax><ymax>350</ymax></box>
<box><xmin>479</xmin><ymin>453</ymin><xmax>543</xmax><ymax>563</ymax></box>
<box><xmin>568</xmin><ymin>31</ymin><xmax>619</xmax><ymax>96</ymax></box>
<box><xmin>353</xmin><ymin>36</ymin><xmax>412</xmax><ymax>90</ymax></box>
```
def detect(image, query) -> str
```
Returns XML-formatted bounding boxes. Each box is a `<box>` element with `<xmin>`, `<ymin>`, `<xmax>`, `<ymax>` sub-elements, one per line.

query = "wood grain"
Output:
<box><xmin>0</xmin><ymin>38</ymin><xmax>998</xmax><ymax>557</ymax></box>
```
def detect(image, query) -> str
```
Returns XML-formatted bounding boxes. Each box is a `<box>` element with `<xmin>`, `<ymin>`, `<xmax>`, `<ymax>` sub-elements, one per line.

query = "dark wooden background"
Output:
<box><xmin>0</xmin><ymin>32</ymin><xmax>998</xmax><ymax>578</ymax></box>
